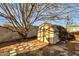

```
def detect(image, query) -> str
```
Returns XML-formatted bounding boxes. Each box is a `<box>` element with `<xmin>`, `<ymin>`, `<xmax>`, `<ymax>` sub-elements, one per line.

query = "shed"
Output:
<box><xmin>37</xmin><ymin>23</ymin><xmax>67</xmax><ymax>44</ymax></box>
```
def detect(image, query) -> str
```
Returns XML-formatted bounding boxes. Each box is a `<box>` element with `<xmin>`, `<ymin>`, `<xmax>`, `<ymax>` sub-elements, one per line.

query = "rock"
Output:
<box><xmin>36</xmin><ymin>51</ymin><xmax>43</xmax><ymax>56</ymax></box>
<box><xmin>53</xmin><ymin>46</ymin><xmax>65</xmax><ymax>51</ymax></box>
<box><xmin>0</xmin><ymin>52</ymin><xmax>10</xmax><ymax>56</ymax></box>
<box><xmin>59</xmin><ymin>51</ymin><xmax>69</xmax><ymax>56</ymax></box>
<box><xmin>75</xmin><ymin>47</ymin><xmax>79</xmax><ymax>50</ymax></box>
<box><xmin>75</xmin><ymin>51</ymin><xmax>79</xmax><ymax>55</ymax></box>
<box><xmin>50</xmin><ymin>50</ymin><xmax>54</xmax><ymax>54</ymax></box>
<box><xmin>60</xmin><ymin>46</ymin><xmax>68</xmax><ymax>50</ymax></box>
<box><xmin>59</xmin><ymin>52</ymin><xmax>68</xmax><ymax>56</ymax></box>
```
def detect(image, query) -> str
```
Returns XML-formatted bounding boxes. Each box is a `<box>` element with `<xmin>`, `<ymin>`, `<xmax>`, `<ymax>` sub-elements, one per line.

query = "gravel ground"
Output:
<box><xmin>1</xmin><ymin>27</ymin><xmax>79</xmax><ymax>56</ymax></box>
<box><xmin>17</xmin><ymin>42</ymin><xmax>79</xmax><ymax>56</ymax></box>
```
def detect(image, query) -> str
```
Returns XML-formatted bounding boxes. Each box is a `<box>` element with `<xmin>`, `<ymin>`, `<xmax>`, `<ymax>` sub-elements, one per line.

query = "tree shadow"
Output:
<box><xmin>0</xmin><ymin>36</ymin><xmax>37</xmax><ymax>48</ymax></box>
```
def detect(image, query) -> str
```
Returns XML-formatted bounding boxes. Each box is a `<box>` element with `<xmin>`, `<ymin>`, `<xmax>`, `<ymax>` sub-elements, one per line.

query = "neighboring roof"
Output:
<box><xmin>68</xmin><ymin>24</ymin><xmax>79</xmax><ymax>27</ymax></box>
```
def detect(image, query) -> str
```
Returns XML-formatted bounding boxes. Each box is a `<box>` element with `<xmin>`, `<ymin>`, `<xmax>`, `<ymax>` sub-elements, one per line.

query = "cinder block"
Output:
<box><xmin>10</xmin><ymin>53</ymin><xmax>17</xmax><ymax>56</ymax></box>
<box><xmin>18</xmin><ymin>48</ymin><xmax>24</xmax><ymax>51</ymax></box>
<box><xmin>10</xmin><ymin>50</ymin><xmax>16</xmax><ymax>53</ymax></box>
<box><xmin>23</xmin><ymin>44</ymin><xmax>27</xmax><ymax>47</ymax></box>
<box><xmin>13</xmin><ymin>47</ymin><xmax>17</xmax><ymax>50</ymax></box>
<box><xmin>20</xmin><ymin>42</ymin><xmax>24</xmax><ymax>45</ymax></box>
<box><xmin>18</xmin><ymin>46</ymin><xmax>23</xmax><ymax>48</ymax></box>
<box><xmin>25</xmin><ymin>46</ymin><xmax>29</xmax><ymax>49</ymax></box>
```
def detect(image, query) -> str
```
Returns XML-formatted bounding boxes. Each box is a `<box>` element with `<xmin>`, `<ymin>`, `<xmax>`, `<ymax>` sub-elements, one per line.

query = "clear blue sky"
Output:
<box><xmin>33</xmin><ymin>18</ymin><xmax>79</xmax><ymax>27</ymax></box>
<box><xmin>0</xmin><ymin>4</ymin><xmax>79</xmax><ymax>27</ymax></box>
<box><xmin>0</xmin><ymin>16</ymin><xmax>79</xmax><ymax>27</ymax></box>
<box><xmin>0</xmin><ymin>17</ymin><xmax>7</xmax><ymax>25</ymax></box>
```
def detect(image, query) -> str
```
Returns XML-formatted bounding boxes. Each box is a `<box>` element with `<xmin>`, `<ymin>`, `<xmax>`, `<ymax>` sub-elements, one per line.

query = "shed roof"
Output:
<box><xmin>39</xmin><ymin>22</ymin><xmax>66</xmax><ymax>32</ymax></box>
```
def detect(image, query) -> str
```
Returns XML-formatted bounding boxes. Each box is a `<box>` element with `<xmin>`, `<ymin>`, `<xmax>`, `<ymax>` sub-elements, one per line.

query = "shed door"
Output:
<box><xmin>38</xmin><ymin>25</ymin><xmax>49</xmax><ymax>43</ymax></box>
<box><xmin>38</xmin><ymin>24</ymin><xmax>55</xmax><ymax>43</ymax></box>
<box><xmin>43</xmin><ymin>28</ymin><xmax>49</xmax><ymax>43</ymax></box>
<box><xmin>43</xmin><ymin>26</ymin><xmax>55</xmax><ymax>43</ymax></box>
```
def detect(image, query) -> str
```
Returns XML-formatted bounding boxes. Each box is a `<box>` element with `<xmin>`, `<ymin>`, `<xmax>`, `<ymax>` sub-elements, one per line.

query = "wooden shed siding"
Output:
<box><xmin>37</xmin><ymin>23</ymin><xmax>55</xmax><ymax>43</ymax></box>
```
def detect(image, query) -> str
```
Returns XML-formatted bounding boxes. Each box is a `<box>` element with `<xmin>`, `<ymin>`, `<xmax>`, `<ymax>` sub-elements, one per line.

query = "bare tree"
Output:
<box><xmin>0</xmin><ymin>3</ymin><xmax>78</xmax><ymax>39</ymax></box>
